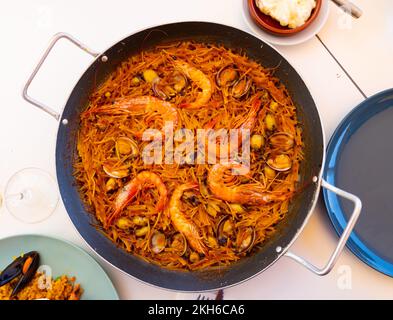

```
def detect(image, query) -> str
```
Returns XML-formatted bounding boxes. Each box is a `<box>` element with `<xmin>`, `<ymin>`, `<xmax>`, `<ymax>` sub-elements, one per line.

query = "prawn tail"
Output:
<box><xmin>251</xmin><ymin>190</ymin><xmax>295</xmax><ymax>205</ymax></box>
<box><xmin>179</xmin><ymin>102</ymin><xmax>199</xmax><ymax>109</ymax></box>
<box><xmin>189</xmin><ymin>237</ymin><xmax>208</xmax><ymax>256</ymax></box>
<box><xmin>106</xmin><ymin>186</ymin><xmax>138</xmax><ymax>227</ymax></box>
<box><xmin>105</xmin><ymin>208</ymin><xmax>121</xmax><ymax>228</ymax></box>
<box><xmin>184</xmin><ymin>222</ymin><xmax>208</xmax><ymax>255</ymax></box>
<box><xmin>156</xmin><ymin>196</ymin><xmax>168</xmax><ymax>212</ymax></box>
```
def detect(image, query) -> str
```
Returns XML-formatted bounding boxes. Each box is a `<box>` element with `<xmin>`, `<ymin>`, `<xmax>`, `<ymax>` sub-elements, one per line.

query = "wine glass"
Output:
<box><xmin>3</xmin><ymin>167</ymin><xmax>59</xmax><ymax>223</ymax></box>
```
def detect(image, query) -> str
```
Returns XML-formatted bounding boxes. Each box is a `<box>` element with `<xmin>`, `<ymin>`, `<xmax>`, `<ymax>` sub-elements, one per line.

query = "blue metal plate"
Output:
<box><xmin>323</xmin><ymin>88</ymin><xmax>393</xmax><ymax>276</ymax></box>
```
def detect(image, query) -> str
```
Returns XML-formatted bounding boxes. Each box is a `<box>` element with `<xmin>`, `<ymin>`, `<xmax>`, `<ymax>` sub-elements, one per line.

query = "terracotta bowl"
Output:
<box><xmin>247</xmin><ymin>0</ymin><xmax>322</xmax><ymax>36</ymax></box>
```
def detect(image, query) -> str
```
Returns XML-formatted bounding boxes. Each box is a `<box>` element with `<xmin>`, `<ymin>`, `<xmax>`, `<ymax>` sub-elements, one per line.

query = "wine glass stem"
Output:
<box><xmin>6</xmin><ymin>192</ymin><xmax>24</xmax><ymax>201</ymax></box>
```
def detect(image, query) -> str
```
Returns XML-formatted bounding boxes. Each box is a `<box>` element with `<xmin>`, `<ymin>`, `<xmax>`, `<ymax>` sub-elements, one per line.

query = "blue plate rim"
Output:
<box><xmin>323</xmin><ymin>88</ymin><xmax>393</xmax><ymax>277</ymax></box>
<box><xmin>0</xmin><ymin>233</ymin><xmax>119</xmax><ymax>299</ymax></box>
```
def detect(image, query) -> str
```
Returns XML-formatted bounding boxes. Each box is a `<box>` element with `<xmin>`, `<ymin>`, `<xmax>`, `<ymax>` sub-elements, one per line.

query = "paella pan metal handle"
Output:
<box><xmin>22</xmin><ymin>33</ymin><xmax>100</xmax><ymax>120</ymax></box>
<box><xmin>284</xmin><ymin>179</ymin><xmax>362</xmax><ymax>275</ymax></box>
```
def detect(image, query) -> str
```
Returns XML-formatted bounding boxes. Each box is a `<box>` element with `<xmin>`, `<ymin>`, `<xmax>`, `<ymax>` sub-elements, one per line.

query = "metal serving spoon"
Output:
<box><xmin>331</xmin><ymin>0</ymin><xmax>363</xmax><ymax>18</ymax></box>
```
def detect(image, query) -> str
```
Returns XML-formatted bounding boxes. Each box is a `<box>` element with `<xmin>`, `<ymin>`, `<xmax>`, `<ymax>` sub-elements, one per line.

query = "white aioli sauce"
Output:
<box><xmin>256</xmin><ymin>0</ymin><xmax>317</xmax><ymax>29</ymax></box>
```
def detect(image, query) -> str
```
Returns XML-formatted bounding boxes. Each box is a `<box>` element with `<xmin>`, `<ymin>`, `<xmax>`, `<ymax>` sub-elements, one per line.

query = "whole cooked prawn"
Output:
<box><xmin>168</xmin><ymin>183</ymin><xmax>207</xmax><ymax>255</ymax></box>
<box><xmin>84</xmin><ymin>96</ymin><xmax>178</xmax><ymax>138</ymax></box>
<box><xmin>208</xmin><ymin>162</ymin><xmax>293</xmax><ymax>205</ymax></box>
<box><xmin>174</xmin><ymin>60</ymin><xmax>212</xmax><ymax>109</ymax></box>
<box><xmin>106</xmin><ymin>171</ymin><xmax>168</xmax><ymax>226</ymax></box>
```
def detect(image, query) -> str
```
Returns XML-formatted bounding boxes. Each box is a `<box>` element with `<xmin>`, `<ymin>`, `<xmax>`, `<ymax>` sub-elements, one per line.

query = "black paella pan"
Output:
<box><xmin>22</xmin><ymin>22</ymin><xmax>362</xmax><ymax>291</ymax></box>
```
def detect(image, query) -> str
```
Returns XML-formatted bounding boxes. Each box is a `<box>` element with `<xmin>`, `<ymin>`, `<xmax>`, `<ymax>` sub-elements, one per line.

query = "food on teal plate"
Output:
<box><xmin>0</xmin><ymin>252</ymin><xmax>83</xmax><ymax>300</ymax></box>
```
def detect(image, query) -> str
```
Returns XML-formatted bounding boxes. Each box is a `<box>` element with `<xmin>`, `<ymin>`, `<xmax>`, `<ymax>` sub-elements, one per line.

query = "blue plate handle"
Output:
<box><xmin>22</xmin><ymin>33</ymin><xmax>100</xmax><ymax>120</ymax></box>
<box><xmin>284</xmin><ymin>179</ymin><xmax>362</xmax><ymax>275</ymax></box>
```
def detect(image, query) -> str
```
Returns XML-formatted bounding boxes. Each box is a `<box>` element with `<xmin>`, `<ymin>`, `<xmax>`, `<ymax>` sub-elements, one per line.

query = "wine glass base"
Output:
<box><xmin>4</xmin><ymin>167</ymin><xmax>59</xmax><ymax>223</ymax></box>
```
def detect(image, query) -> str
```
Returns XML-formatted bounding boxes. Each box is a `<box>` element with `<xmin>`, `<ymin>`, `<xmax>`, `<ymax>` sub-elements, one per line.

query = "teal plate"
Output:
<box><xmin>0</xmin><ymin>234</ymin><xmax>119</xmax><ymax>300</ymax></box>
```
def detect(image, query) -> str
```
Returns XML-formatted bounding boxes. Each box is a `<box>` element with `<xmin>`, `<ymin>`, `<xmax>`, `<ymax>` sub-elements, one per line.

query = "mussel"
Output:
<box><xmin>150</xmin><ymin>231</ymin><xmax>167</xmax><ymax>254</ymax></box>
<box><xmin>216</xmin><ymin>65</ymin><xmax>239</xmax><ymax>87</ymax></box>
<box><xmin>0</xmin><ymin>251</ymin><xmax>40</xmax><ymax>297</ymax></box>
<box><xmin>236</xmin><ymin>227</ymin><xmax>255</xmax><ymax>253</ymax></box>
<box><xmin>231</xmin><ymin>76</ymin><xmax>251</xmax><ymax>99</ymax></box>
<box><xmin>268</xmin><ymin>132</ymin><xmax>295</xmax><ymax>151</ymax></box>
<box><xmin>267</xmin><ymin>154</ymin><xmax>292</xmax><ymax>172</ymax></box>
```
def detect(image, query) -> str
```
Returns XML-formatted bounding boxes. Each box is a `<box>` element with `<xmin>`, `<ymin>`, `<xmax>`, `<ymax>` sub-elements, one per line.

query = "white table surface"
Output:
<box><xmin>0</xmin><ymin>0</ymin><xmax>392</xmax><ymax>299</ymax></box>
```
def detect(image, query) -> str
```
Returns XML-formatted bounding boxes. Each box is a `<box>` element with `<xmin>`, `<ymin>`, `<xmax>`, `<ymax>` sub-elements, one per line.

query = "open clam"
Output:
<box><xmin>268</xmin><ymin>132</ymin><xmax>295</xmax><ymax>151</ymax></box>
<box><xmin>236</xmin><ymin>227</ymin><xmax>255</xmax><ymax>253</ymax></box>
<box><xmin>150</xmin><ymin>231</ymin><xmax>167</xmax><ymax>254</ymax></box>
<box><xmin>267</xmin><ymin>154</ymin><xmax>292</xmax><ymax>172</ymax></box>
<box><xmin>116</xmin><ymin>137</ymin><xmax>138</xmax><ymax>157</ymax></box>
<box><xmin>216</xmin><ymin>65</ymin><xmax>239</xmax><ymax>87</ymax></box>
<box><xmin>231</xmin><ymin>76</ymin><xmax>251</xmax><ymax>99</ymax></box>
<box><xmin>170</xmin><ymin>233</ymin><xmax>187</xmax><ymax>256</ymax></box>
<box><xmin>217</xmin><ymin>216</ymin><xmax>235</xmax><ymax>245</ymax></box>
<box><xmin>152</xmin><ymin>78</ymin><xmax>171</xmax><ymax>100</ymax></box>
<box><xmin>172</xmin><ymin>71</ymin><xmax>188</xmax><ymax>92</ymax></box>
<box><xmin>152</xmin><ymin>71</ymin><xmax>188</xmax><ymax>100</ymax></box>
<box><xmin>103</xmin><ymin>165</ymin><xmax>129</xmax><ymax>178</ymax></box>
